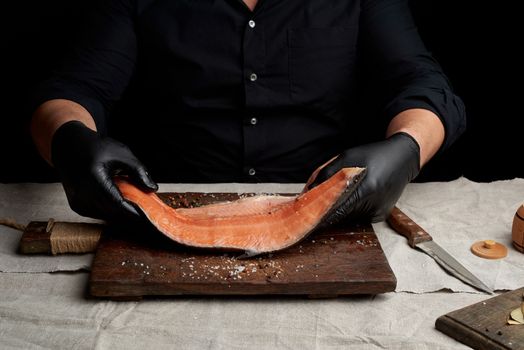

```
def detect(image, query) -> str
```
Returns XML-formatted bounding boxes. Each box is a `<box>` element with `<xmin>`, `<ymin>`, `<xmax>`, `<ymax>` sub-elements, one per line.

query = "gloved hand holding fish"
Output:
<box><xmin>117</xmin><ymin>131</ymin><xmax>419</xmax><ymax>256</ymax></box>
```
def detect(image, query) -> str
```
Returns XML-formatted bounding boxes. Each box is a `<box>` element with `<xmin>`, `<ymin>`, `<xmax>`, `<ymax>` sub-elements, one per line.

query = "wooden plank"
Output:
<box><xmin>89</xmin><ymin>192</ymin><xmax>396</xmax><ymax>298</ymax></box>
<box><xmin>89</xmin><ymin>224</ymin><xmax>395</xmax><ymax>298</ymax></box>
<box><xmin>436</xmin><ymin>287</ymin><xmax>524</xmax><ymax>350</ymax></box>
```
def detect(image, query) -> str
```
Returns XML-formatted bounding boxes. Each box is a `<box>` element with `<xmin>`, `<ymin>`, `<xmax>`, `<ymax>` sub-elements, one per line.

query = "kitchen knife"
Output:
<box><xmin>387</xmin><ymin>206</ymin><xmax>493</xmax><ymax>294</ymax></box>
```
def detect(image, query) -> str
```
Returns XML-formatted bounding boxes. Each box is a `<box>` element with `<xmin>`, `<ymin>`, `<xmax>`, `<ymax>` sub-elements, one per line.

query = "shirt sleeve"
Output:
<box><xmin>29</xmin><ymin>0</ymin><xmax>137</xmax><ymax>134</ymax></box>
<box><xmin>359</xmin><ymin>0</ymin><xmax>466</xmax><ymax>152</ymax></box>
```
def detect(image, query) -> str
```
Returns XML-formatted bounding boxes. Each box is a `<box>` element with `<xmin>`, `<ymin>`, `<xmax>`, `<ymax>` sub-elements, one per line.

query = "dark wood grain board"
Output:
<box><xmin>436</xmin><ymin>287</ymin><xmax>524</xmax><ymax>350</ymax></box>
<box><xmin>89</xmin><ymin>192</ymin><xmax>396</xmax><ymax>299</ymax></box>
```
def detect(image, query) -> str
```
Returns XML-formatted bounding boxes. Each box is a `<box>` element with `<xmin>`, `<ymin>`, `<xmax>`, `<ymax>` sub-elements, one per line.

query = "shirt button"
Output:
<box><xmin>248</xmin><ymin>20</ymin><xmax>256</xmax><ymax>28</ymax></box>
<box><xmin>249</xmin><ymin>73</ymin><xmax>258</xmax><ymax>82</ymax></box>
<box><xmin>248</xmin><ymin>168</ymin><xmax>256</xmax><ymax>176</ymax></box>
<box><xmin>250</xmin><ymin>117</ymin><xmax>257</xmax><ymax>125</ymax></box>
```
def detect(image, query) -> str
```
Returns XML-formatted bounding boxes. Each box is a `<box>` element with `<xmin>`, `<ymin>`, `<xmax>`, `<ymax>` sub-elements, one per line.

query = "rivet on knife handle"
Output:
<box><xmin>387</xmin><ymin>207</ymin><xmax>433</xmax><ymax>248</ymax></box>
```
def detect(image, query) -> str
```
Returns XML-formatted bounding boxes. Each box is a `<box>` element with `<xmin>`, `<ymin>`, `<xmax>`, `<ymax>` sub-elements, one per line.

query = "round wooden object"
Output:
<box><xmin>471</xmin><ymin>240</ymin><xmax>508</xmax><ymax>259</ymax></box>
<box><xmin>512</xmin><ymin>204</ymin><xmax>524</xmax><ymax>253</ymax></box>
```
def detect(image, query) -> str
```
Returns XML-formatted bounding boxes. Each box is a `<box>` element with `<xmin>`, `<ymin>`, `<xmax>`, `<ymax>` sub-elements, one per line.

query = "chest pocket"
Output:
<box><xmin>288</xmin><ymin>26</ymin><xmax>358</xmax><ymax>106</ymax></box>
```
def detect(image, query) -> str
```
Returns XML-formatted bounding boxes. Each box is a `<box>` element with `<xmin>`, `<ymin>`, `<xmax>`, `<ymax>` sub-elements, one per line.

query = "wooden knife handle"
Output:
<box><xmin>387</xmin><ymin>207</ymin><xmax>433</xmax><ymax>248</ymax></box>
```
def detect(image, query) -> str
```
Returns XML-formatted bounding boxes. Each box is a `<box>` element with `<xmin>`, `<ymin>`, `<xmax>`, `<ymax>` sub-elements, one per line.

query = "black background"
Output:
<box><xmin>1</xmin><ymin>1</ymin><xmax>522</xmax><ymax>182</ymax></box>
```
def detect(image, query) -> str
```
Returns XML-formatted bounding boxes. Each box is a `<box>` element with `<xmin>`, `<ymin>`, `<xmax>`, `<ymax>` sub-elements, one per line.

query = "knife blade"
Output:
<box><xmin>387</xmin><ymin>206</ymin><xmax>493</xmax><ymax>294</ymax></box>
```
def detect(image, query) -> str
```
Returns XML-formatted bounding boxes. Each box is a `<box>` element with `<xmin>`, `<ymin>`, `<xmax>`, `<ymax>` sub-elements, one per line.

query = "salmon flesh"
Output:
<box><xmin>116</xmin><ymin>167</ymin><xmax>366</xmax><ymax>255</ymax></box>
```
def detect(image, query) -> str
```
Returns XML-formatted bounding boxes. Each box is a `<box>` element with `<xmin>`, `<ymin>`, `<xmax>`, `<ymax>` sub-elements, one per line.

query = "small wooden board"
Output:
<box><xmin>89</xmin><ymin>192</ymin><xmax>396</xmax><ymax>299</ymax></box>
<box><xmin>436</xmin><ymin>287</ymin><xmax>524</xmax><ymax>350</ymax></box>
<box><xmin>18</xmin><ymin>221</ymin><xmax>53</xmax><ymax>254</ymax></box>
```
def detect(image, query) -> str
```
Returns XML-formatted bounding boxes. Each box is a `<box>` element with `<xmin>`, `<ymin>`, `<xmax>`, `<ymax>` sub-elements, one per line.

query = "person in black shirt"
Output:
<box><xmin>30</xmin><ymin>0</ymin><xmax>465</xmax><ymax>224</ymax></box>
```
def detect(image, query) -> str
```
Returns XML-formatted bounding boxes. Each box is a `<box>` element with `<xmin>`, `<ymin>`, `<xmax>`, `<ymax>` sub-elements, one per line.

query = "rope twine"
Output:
<box><xmin>0</xmin><ymin>218</ymin><xmax>26</xmax><ymax>231</ymax></box>
<box><xmin>49</xmin><ymin>221</ymin><xmax>102</xmax><ymax>255</ymax></box>
<box><xmin>1</xmin><ymin>218</ymin><xmax>102</xmax><ymax>254</ymax></box>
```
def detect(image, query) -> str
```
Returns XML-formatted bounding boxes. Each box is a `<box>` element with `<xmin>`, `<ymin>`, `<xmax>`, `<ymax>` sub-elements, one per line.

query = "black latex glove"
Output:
<box><xmin>310</xmin><ymin>132</ymin><xmax>420</xmax><ymax>223</ymax></box>
<box><xmin>51</xmin><ymin>120</ymin><xmax>158</xmax><ymax>222</ymax></box>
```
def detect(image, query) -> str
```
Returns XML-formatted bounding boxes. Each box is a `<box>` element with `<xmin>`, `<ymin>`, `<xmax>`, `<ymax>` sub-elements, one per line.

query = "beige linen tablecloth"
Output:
<box><xmin>1</xmin><ymin>178</ymin><xmax>523</xmax><ymax>349</ymax></box>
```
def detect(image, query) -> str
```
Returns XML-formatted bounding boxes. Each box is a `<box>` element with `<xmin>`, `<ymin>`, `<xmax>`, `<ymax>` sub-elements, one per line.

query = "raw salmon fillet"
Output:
<box><xmin>116</xmin><ymin>167</ymin><xmax>365</xmax><ymax>255</ymax></box>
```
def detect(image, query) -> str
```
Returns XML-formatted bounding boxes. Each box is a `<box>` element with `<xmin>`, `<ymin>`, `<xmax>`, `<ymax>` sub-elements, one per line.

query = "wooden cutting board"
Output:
<box><xmin>436</xmin><ymin>287</ymin><xmax>524</xmax><ymax>350</ymax></box>
<box><xmin>89</xmin><ymin>192</ymin><xmax>396</xmax><ymax>299</ymax></box>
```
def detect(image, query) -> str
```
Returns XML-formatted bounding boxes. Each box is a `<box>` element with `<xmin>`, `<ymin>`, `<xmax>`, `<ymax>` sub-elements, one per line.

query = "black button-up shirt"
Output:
<box><xmin>33</xmin><ymin>0</ymin><xmax>466</xmax><ymax>182</ymax></box>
